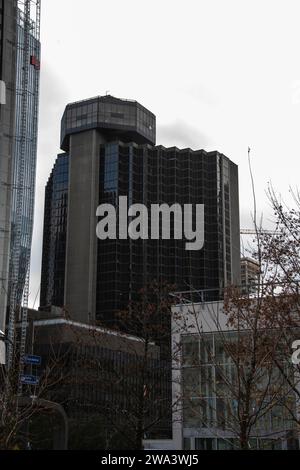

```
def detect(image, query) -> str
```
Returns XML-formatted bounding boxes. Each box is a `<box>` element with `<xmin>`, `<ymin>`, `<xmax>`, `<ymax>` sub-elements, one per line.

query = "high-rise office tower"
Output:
<box><xmin>7</xmin><ymin>1</ymin><xmax>41</xmax><ymax>370</ymax></box>
<box><xmin>0</xmin><ymin>0</ymin><xmax>17</xmax><ymax>347</ymax></box>
<box><xmin>40</xmin><ymin>95</ymin><xmax>240</xmax><ymax>326</ymax></box>
<box><xmin>9</xmin><ymin>2</ymin><xmax>41</xmax><ymax>307</ymax></box>
<box><xmin>0</xmin><ymin>1</ymin><xmax>41</xmax><ymax>366</ymax></box>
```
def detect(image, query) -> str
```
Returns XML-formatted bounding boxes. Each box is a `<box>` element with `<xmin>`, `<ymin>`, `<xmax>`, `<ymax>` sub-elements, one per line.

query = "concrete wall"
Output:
<box><xmin>64</xmin><ymin>129</ymin><xmax>104</xmax><ymax>323</ymax></box>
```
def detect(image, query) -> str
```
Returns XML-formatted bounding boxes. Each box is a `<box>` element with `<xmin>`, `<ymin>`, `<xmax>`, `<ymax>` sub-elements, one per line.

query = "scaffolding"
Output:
<box><xmin>7</xmin><ymin>0</ymin><xmax>41</xmax><ymax>395</ymax></box>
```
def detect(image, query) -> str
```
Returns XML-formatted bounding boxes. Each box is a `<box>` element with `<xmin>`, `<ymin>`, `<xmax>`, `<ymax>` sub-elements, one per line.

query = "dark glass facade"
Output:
<box><xmin>32</xmin><ymin>320</ymin><xmax>171</xmax><ymax>446</ymax></box>
<box><xmin>61</xmin><ymin>95</ymin><xmax>156</xmax><ymax>151</ymax></box>
<box><xmin>96</xmin><ymin>144</ymin><xmax>240</xmax><ymax>325</ymax></box>
<box><xmin>40</xmin><ymin>95</ymin><xmax>240</xmax><ymax>326</ymax></box>
<box><xmin>40</xmin><ymin>154</ymin><xmax>68</xmax><ymax>309</ymax></box>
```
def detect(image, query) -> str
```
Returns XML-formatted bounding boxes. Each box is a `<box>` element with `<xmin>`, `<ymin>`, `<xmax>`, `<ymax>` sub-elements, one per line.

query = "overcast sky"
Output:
<box><xmin>29</xmin><ymin>0</ymin><xmax>300</xmax><ymax>306</ymax></box>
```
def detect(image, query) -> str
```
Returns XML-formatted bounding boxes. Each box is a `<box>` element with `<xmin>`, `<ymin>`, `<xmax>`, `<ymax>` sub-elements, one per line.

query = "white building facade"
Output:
<box><xmin>145</xmin><ymin>299</ymin><xmax>299</xmax><ymax>450</ymax></box>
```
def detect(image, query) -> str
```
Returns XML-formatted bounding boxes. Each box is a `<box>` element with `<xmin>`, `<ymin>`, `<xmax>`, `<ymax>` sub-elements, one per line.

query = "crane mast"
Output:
<box><xmin>7</xmin><ymin>1</ymin><xmax>41</xmax><ymax>397</ymax></box>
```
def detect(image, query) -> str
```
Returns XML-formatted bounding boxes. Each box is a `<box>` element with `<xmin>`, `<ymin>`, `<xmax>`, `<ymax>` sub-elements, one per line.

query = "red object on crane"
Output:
<box><xmin>30</xmin><ymin>55</ymin><xmax>40</xmax><ymax>70</ymax></box>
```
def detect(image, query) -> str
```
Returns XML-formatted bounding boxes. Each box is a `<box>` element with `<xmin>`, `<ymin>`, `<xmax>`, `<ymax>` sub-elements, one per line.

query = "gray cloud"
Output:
<box><xmin>180</xmin><ymin>83</ymin><xmax>219</xmax><ymax>107</ymax></box>
<box><xmin>157</xmin><ymin>120</ymin><xmax>211</xmax><ymax>150</ymax></box>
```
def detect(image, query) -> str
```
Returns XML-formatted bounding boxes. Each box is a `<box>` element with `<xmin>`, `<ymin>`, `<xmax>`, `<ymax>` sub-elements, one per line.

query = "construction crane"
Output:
<box><xmin>7</xmin><ymin>1</ymin><xmax>41</xmax><ymax>398</ymax></box>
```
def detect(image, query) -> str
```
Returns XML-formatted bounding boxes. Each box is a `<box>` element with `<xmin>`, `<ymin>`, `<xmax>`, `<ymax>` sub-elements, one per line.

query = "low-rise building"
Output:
<box><xmin>145</xmin><ymin>298</ymin><xmax>299</xmax><ymax>450</ymax></box>
<box><xmin>21</xmin><ymin>308</ymin><xmax>171</xmax><ymax>449</ymax></box>
<box><xmin>241</xmin><ymin>257</ymin><xmax>260</xmax><ymax>293</ymax></box>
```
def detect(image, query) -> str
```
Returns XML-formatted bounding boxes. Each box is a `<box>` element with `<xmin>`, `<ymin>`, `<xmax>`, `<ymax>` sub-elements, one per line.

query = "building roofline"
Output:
<box><xmin>32</xmin><ymin>318</ymin><xmax>146</xmax><ymax>344</ymax></box>
<box><xmin>64</xmin><ymin>94</ymin><xmax>156</xmax><ymax>119</ymax></box>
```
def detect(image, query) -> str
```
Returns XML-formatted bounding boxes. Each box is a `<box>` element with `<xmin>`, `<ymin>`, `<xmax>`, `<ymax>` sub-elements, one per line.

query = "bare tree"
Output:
<box><xmin>257</xmin><ymin>187</ymin><xmax>300</xmax><ymax>431</ymax></box>
<box><xmin>0</xmin><ymin>338</ymin><xmax>68</xmax><ymax>450</ymax></box>
<box><xmin>176</xmin><ymin>155</ymin><xmax>299</xmax><ymax>449</ymax></box>
<box><xmin>177</xmin><ymin>291</ymin><xmax>293</xmax><ymax>450</ymax></box>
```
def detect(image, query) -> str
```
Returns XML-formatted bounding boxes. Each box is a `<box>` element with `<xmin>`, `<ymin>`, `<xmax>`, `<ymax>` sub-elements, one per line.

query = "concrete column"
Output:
<box><xmin>64</xmin><ymin>129</ymin><xmax>105</xmax><ymax>323</ymax></box>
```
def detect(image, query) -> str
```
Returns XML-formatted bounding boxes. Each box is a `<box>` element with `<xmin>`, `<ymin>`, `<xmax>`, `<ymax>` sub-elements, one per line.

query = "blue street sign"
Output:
<box><xmin>23</xmin><ymin>354</ymin><xmax>42</xmax><ymax>366</ymax></box>
<box><xmin>20</xmin><ymin>375</ymin><xmax>40</xmax><ymax>386</ymax></box>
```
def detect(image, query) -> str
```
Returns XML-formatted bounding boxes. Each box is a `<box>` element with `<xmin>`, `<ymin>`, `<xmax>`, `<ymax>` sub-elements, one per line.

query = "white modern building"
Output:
<box><xmin>145</xmin><ymin>298</ymin><xmax>299</xmax><ymax>450</ymax></box>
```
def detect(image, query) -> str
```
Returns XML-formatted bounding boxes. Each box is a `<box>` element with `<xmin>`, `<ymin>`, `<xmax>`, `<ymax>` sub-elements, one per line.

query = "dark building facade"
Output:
<box><xmin>40</xmin><ymin>95</ymin><xmax>240</xmax><ymax>326</ymax></box>
<box><xmin>23</xmin><ymin>311</ymin><xmax>170</xmax><ymax>448</ymax></box>
<box><xmin>40</xmin><ymin>154</ymin><xmax>69</xmax><ymax>308</ymax></box>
